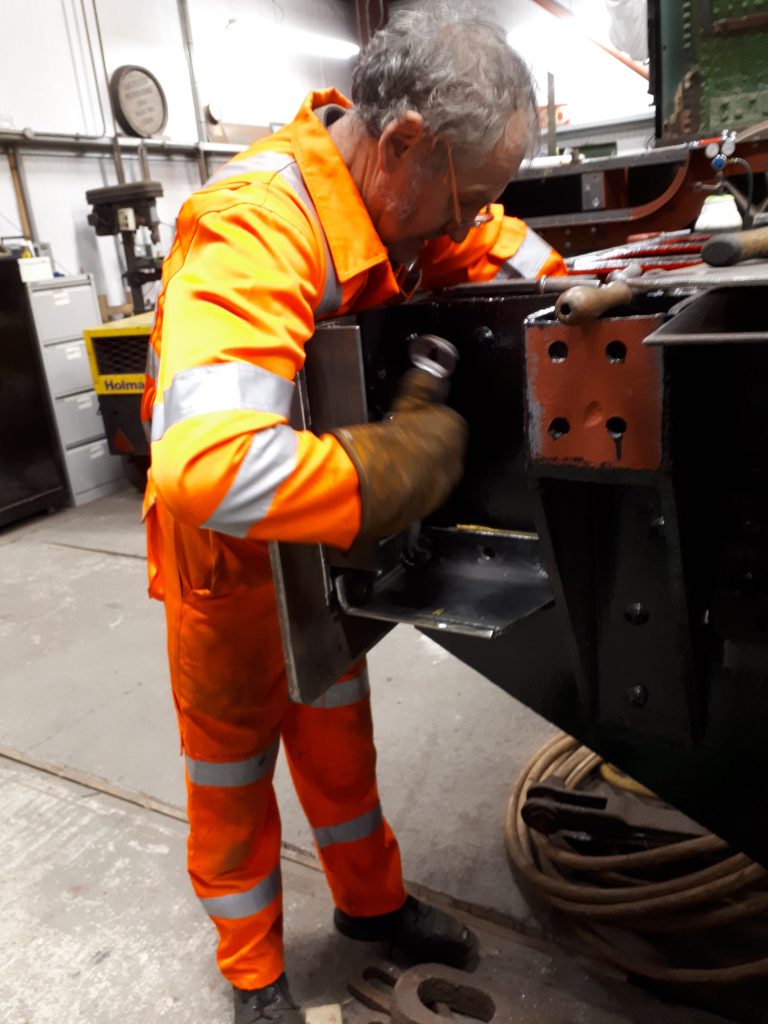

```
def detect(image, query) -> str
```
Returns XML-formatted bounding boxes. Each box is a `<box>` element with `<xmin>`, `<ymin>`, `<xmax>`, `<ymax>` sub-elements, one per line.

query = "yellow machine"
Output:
<box><xmin>83</xmin><ymin>312</ymin><xmax>153</xmax><ymax>460</ymax></box>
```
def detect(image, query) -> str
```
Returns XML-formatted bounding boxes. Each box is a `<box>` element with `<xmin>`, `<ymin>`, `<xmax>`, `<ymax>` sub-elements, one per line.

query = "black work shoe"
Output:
<box><xmin>233</xmin><ymin>974</ymin><xmax>302</xmax><ymax>1024</ymax></box>
<box><xmin>334</xmin><ymin>895</ymin><xmax>479</xmax><ymax>970</ymax></box>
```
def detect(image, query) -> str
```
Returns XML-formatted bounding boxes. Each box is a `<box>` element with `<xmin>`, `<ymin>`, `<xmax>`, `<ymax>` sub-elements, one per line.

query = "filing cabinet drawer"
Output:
<box><xmin>55</xmin><ymin>391</ymin><xmax>105</xmax><ymax>448</ymax></box>
<box><xmin>29</xmin><ymin>283</ymin><xmax>101</xmax><ymax>345</ymax></box>
<box><xmin>65</xmin><ymin>439</ymin><xmax>123</xmax><ymax>495</ymax></box>
<box><xmin>42</xmin><ymin>339</ymin><xmax>94</xmax><ymax>397</ymax></box>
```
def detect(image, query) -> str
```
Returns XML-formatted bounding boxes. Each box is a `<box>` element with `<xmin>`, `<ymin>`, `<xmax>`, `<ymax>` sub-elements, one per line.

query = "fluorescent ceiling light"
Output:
<box><xmin>273</xmin><ymin>25</ymin><xmax>359</xmax><ymax>61</ymax></box>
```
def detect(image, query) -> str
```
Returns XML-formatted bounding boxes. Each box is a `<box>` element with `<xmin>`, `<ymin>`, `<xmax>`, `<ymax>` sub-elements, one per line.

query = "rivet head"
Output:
<box><xmin>624</xmin><ymin>602</ymin><xmax>650</xmax><ymax>625</ymax></box>
<box><xmin>650</xmin><ymin>516</ymin><xmax>666</xmax><ymax>538</ymax></box>
<box><xmin>628</xmin><ymin>685</ymin><xmax>649</xmax><ymax>708</ymax></box>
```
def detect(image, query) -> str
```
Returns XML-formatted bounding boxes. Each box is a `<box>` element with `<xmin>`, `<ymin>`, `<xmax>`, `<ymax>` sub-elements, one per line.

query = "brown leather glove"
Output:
<box><xmin>330</xmin><ymin>368</ymin><xmax>467</xmax><ymax>541</ymax></box>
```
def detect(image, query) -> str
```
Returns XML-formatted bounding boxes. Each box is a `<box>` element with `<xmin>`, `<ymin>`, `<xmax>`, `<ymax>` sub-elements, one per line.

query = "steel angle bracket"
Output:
<box><xmin>336</xmin><ymin>527</ymin><xmax>553</xmax><ymax>640</ymax></box>
<box><xmin>270</xmin><ymin>320</ymin><xmax>394</xmax><ymax>706</ymax></box>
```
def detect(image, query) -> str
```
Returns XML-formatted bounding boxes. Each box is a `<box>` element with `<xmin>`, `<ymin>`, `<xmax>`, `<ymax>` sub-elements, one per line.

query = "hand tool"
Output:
<box><xmin>702</xmin><ymin>225</ymin><xmax>768</xmax><ymax>266</ymax></box>
<box><xmin>555</xmin><ymin>261</ymin><xmax>768</xmax><ymax>325</ymax></box>
<box><xmin>522</xmin><ymin>777</ymin><xmax>707</xmax><ymax>850</ymax></box>
<box><xmin>348</xmin><ymin>961</ymin><xmax>513</xmax><ymax>1024</ymax></box>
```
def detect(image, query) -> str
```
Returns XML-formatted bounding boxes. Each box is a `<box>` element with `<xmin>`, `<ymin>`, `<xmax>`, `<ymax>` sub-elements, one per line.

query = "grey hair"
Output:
<box><xmin>351</xmin><ymin>1</ymin><xmax>539</xmax><ymax>159</ymax></box>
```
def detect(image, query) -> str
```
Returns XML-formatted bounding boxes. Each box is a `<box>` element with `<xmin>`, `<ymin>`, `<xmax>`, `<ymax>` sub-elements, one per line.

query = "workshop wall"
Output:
<box><xmin>388</xmin><ymin>0</ymin><xmax>652</xmax><ymax>129</ymax></box>
<box><xmin>0</xmin><ymin>0</ymin><xmax>357</xmax><ymax>309</ymax></box>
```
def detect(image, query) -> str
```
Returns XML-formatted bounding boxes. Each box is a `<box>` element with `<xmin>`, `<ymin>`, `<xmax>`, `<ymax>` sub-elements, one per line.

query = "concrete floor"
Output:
<box><xmin>0</xmin><ymin>490</ymin><xmax>728</xmax><ymax>1022</ymax></box>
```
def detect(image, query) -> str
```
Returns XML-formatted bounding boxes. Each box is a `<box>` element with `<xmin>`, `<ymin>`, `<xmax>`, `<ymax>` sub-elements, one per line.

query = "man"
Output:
<box><xmin>141</xmin><ymin>4</ymin><xmax>565</xmax><ymax>1022</ymax></box>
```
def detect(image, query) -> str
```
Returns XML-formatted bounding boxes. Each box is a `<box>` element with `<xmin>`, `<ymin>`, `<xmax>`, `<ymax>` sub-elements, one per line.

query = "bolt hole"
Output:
<box><xmin>606</xmin><ymin>416</ymin><xmax>627</xmax><ymax>438</ymax></box>
<box><xmin>606</xmin><ymin>340</ymin><xmax>627</xmax><ymax>364</ymax></box>
<box><xmin>548</xmin><ymin>341</ymin><xmax>568</xmax><ymax>362</ymax></box>
<box><xmin>482</xmin><ymin>546</ymin><xmax>496</xmax><ymax>560</ymax></box>
<box><xmin>549</xmin><ymin>417</ymin><xmax>570</xmax><ymax>440</ymax></box>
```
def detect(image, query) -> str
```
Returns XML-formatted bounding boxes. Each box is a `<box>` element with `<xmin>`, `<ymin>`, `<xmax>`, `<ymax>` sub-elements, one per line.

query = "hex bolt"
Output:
<box><xmin>624</xmin><ymin>602</ymin><xmax>650</xmax><ymax>625</ymax></box>
<box><xmin>628</xmin><ymin>685</ymin><xmax>649</xmax><ymax>708</ymax></box>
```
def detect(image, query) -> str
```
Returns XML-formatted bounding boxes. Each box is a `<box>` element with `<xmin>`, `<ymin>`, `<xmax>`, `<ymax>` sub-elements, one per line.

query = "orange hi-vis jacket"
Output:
<box><xmin>141</xmin><ymin>88</ymin><xmax>565</xmax><ymax>591</ymax></box>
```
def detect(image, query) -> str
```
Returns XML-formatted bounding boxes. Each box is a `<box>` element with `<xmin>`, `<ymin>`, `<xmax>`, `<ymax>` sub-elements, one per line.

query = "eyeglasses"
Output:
<box><xmin>445</xmin><ymin>142</ymin><xmax>495</xmax><ymax>230</ymax></box>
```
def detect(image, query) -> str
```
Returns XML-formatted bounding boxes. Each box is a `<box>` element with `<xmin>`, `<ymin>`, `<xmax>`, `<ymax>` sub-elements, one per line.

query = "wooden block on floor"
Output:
<box><xmin>305</xmin><ymin>1004</ymin><xmax>343</xmax><ymax>1024</ymax></box>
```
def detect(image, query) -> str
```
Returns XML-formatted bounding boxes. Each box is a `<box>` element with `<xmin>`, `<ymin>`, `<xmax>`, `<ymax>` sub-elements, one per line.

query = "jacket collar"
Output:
<box><xmin>290</xmin><ymin>90</ymin><xmax>390</xmax><ymax>285</ymax></box>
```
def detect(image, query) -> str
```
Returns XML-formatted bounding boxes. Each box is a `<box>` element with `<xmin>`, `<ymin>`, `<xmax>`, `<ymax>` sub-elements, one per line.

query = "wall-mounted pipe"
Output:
<box><xmin>0</xmin><ymin>130</ymin><xmax>240</xmax><ymax>160</ymax></box>
<box><xmin>91</xmin><ymin>0</ymin><xmax>125</xmax><ymax>183</ymax></box>
<box><xmin>3</xmin><ymin>149</ymin><xmax>37</xmax><ymax>242</ymax></box>
<box><xmin>177</xmin><ymin>0</ymin><xmax>210</xmax><ymax>183</ymax></box>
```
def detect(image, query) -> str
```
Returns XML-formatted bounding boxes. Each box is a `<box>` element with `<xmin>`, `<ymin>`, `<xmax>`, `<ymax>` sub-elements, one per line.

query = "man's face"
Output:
<box><xmin>374</xmin><ymin>110</ymin><xmax>529</xmax><ymax>266</ymax></box>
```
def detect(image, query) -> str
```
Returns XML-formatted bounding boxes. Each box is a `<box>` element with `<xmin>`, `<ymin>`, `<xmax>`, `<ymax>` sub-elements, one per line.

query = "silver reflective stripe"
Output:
<box><xmin>279</xmin><ymin>162</ymin><xmax>343</xmax><ymax>316</ymax></box>
<box><xmin>199</xmin><ymin>866</ymin><xmax>281</xmax><ymax>920</ymax></box>
<box><xmin>308</xmin><ymin>668</ymin><xmax>370</xmax><ymax>709</ymax></box>
<box><xmin>503</xmin><ymin>228</ymin><xmax>553</xmax><ymax>279</ymax></box>
<box><xmin>314</xmin><ymin>804</ymin><xmax>383</xmax><ymax>850</ymax></box>
<box><xmin>205</xmin><ymin>151</ymin><xmax>294</xmax><ymax>186</ymax></box>
<box><xmin>186</xmin><ymin>738</ymin><xmax>279</xmax><ymax>787</ymax></box>
<box><xmin>146</xmin><ymin>344</ymin><xmax>160</xmax><ymax>382</ymax></box>
<box><xmin>151</xmin><ymin>362</ymin><xmax>295</xmax><ymax>443</ymax></box>
<box><xmin>145</xmin><ymin>346</ymin><xmax>160</xmax><ymax>443</ymax></box>
<box><xmin>203</xmin><ymin>424</ymin><xmax>298</xmax><ymax>538</ymax></box>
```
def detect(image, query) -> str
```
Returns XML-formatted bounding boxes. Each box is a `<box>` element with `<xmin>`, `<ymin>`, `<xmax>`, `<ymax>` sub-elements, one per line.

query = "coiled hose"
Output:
<box><xmin>505</xmin><ymin>733</ymin><xmax>768</xmax><ymax>984</ymax></box>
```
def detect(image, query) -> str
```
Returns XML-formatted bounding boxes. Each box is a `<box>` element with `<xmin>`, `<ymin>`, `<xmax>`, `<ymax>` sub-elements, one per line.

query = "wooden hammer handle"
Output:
<box><xmin>555</xmin><ymin>282</ymin><xmax>633</xmax><ymax>325</ymax></box>
<box><xmin>703</xmin><ymin>226</ymin><xmax>768</xmax><ymax>267</ymax></box>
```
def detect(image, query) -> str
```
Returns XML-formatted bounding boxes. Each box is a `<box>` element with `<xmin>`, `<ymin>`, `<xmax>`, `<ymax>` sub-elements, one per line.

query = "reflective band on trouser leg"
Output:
<box><xmin>280</xmin><ymin>663</ymin><xmax>406</xmax><ymax>917</ymax></box>
<box><xmin>193</xmin><ymin>791</ymin><xmax>286</xmax><ymax>989</ymax></box>
<box><xmin>313</xmin><ymin>804</ymin><xmax>383</xmax><ymax>848</ymax></box>
<box><xmin>297</xmin><ymin>663</ymin><xmax>371</xmax><ymax>710</ymax></box>
<box><xmin>186</xmin><ymin>738</ymin><xmax>279</xmax><ymax>787</ymax></box>
<box><xmin>159</xmin><ymin>503</ymin><xmax>291</xmax><ymax>987</ymax></box>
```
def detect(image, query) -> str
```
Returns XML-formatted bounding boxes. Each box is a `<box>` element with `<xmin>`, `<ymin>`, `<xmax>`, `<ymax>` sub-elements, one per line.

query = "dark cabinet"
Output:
<box><xmin>0</xmin><ymin>257</ymin><xmax>68</xmax><ymax>527</ymax></box>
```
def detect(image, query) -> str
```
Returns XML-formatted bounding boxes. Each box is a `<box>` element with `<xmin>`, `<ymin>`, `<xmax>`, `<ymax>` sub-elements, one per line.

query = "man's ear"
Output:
<box><xmin>378</xmin><ymin>111</ymin><xmax>426</xmax><ymax>173</ymax></box>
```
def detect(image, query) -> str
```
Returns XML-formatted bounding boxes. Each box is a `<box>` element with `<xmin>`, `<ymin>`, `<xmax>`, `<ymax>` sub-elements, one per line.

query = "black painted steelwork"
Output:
<box><xmin>346</xmin><ymin>286</ymin><xmax>768</xmax><ymax>867</ymax></box>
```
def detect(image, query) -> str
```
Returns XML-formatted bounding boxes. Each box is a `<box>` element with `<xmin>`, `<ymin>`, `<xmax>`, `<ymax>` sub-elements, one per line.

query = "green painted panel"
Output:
<box><xmin>655</xmin><ymin>0</ymin><xmax>768</xmax><ymax>139</ymax></box>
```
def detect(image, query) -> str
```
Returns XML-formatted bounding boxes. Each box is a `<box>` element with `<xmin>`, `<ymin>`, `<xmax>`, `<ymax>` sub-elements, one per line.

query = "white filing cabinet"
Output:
<box><xmin>26</xmin><ymin>275</ymin><xmax>126</xmax><ymax>505</ymax></box>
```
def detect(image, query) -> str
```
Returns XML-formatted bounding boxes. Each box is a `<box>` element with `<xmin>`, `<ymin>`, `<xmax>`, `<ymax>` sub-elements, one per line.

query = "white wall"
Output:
<box><xmin>0</xmin><ymin>0</ymin><xmax>653</xmax><ymax>309</ymax></box>
<box><xmin>189</xmin><ymin>0</ymin><xmax>357</xmax><ymax>128</ymax></box>
<box><xmin>0</xmin><ymin>0</ymin><xmax>357</xmax><ymax>308</ymax></box>
<box><xmin>502</xmin><ymin>0</ymin><xmax>652</xmax><ymax>127</ymax></box>
<box><xmin>388</xmin><ymin>0</ymin><xmax>653</xmax><ymax>128</ymax></box>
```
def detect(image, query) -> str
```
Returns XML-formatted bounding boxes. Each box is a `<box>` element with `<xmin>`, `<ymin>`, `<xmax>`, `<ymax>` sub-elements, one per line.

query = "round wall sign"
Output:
<box><xmin>109</xmin><ymin>65</ymin><xmax>168</xmax><ymax>138</ymax></box>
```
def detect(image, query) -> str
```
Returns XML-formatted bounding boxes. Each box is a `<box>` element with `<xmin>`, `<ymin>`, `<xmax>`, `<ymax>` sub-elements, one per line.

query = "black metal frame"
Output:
<box><xmin>275</xmin><ymin>283</ymin><xmax>768</xmax><ymax>866</ymax></box>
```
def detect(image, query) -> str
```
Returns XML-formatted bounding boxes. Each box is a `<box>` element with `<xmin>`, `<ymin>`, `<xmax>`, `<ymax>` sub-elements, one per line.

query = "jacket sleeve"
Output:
<box><xmin>148</xmin><ymin>193</ymin><xmax>361</xmax><ymax>549</ymax></box>
<box><xmin>419</xmin><ymin>205</ymin><xmax>567</xmax><ymax>290</ymax></box>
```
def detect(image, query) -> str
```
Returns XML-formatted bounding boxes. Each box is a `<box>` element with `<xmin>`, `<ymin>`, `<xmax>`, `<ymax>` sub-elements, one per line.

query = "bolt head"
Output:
<box><xmin>628</xmin><ymin>685</ymin><xmax>649</xmax><ymax>708</ymax></box>
<box><xmin>624</xmin><ymin>602</ymin><xmax>650</xmax><ymax>625</ymax></box>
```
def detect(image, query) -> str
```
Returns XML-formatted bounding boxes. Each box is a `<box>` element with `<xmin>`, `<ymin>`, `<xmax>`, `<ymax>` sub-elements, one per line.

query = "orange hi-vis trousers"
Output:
<box><xmin>155</xmin><ymin>501</ymin><xmax>406</xmax><ymax>988</ymax></box>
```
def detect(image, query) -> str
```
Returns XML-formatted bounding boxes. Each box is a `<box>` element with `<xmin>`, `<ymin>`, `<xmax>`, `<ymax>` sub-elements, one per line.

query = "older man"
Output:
<box><xmin>141</xmin><ymin>3</ymin><xmax>564</xmax><ymax>1022</ymax></box>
